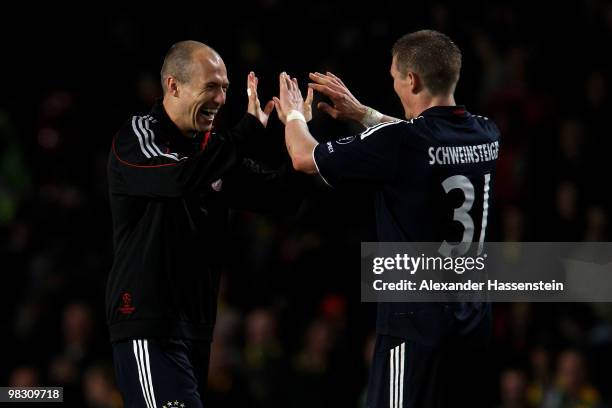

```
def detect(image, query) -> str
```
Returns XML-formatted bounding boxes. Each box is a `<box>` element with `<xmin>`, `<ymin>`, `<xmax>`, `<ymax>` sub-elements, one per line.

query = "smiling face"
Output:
<box><xmin>164</xmin><ymin>48</ymin><xmax>229</xmax><ymax>135</ymax></box>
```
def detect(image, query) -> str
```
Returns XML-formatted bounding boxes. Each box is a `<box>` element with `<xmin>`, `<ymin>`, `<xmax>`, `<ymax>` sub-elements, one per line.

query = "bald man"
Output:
<box><xmin>106</xmin><ymin>41</ymin><xmax>310</xmax><ymax>408</ymax></box>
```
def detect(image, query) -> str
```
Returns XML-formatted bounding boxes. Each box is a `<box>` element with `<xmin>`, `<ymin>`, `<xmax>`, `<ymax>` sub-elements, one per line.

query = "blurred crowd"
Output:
<box><xmin>1</xmin><ymin>1</ymin><xmax>611</xmax><ymax>407</ymax></box>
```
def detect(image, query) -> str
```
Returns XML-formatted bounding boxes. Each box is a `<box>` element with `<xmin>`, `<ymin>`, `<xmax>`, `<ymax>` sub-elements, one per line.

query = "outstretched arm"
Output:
<box><xmin>274</xmin><ymin>72</ymin><xmax>319</xmax><ymax>174</ymax></box>
<box><xmin>308</xmin><ymin>72</ymin><xmax>399</xmax><ymax>126</ymax></box>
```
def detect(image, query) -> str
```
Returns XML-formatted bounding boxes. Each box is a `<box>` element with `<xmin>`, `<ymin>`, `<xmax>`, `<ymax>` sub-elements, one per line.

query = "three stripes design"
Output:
<box><xmin>389</xmin><ymin>342</ymin><xmax>405</xmax><ymax>408</ymax></box>
<box><xmin>131</xmin><ymin>116</ymin><xmax>187</xmax><ymax>162</ymax></box>
<box><xmin>132</xmin><ymin>339</ymin><xmax>157</xmax><ymax>408</ymax></box>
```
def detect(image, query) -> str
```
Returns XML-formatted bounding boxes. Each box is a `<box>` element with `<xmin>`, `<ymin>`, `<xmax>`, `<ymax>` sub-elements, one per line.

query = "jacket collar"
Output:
<box><xmin>150</xmin><ymin>98</ymin><xmax>205</xmax><ymax>152</ymax></box>
<box><xmin>420</xmin><ymin>105</ymin><xmax>469</xmax><ymax>118</ymax></box>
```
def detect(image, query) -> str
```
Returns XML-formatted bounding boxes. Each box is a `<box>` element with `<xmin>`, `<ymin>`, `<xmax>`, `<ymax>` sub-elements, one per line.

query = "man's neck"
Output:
<box><xmin>412</xmin><ymin>94</ymin><xmax>456</xmax><ymax>117</ymax></box>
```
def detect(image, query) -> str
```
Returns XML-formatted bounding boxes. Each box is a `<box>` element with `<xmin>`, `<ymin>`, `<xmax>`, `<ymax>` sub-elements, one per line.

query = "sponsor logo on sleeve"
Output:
<box><xmin>335</xmin><ymin>135</ymin><xmax>356</xmax><ymax>145</ymax></box>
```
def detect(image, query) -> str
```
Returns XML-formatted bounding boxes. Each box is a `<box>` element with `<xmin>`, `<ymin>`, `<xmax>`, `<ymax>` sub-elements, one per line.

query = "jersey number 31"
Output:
<box><xmin>439</xmin><ymin>174</ymin><xmax>491</xmax><ymax>257</ymax></box>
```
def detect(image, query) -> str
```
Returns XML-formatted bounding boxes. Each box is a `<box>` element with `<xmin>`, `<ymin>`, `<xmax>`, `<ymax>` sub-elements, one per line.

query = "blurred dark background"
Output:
<box><xmin>1</xmin><ymin>1</ymin><xmax>611</xmax><ymax>407</ymax></box>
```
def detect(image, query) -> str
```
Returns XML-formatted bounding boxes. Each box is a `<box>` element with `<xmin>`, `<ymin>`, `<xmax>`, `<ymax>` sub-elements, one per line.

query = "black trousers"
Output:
<box><xmin>112</xmin><ymin>338</ymin><xmax>211</xmax><ymax>408</ymax></box>
<box><xmin>366</xmin><ymin>318</ymin><xmax>491</xmax><ymax>408</ymax></box>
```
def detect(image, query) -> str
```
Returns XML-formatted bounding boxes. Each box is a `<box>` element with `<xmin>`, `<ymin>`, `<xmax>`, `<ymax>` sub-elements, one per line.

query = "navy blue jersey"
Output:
<box><xmin>313</xmin><ymin>106</ymin><xmax>500</xmax><ymax>343</ymax></box>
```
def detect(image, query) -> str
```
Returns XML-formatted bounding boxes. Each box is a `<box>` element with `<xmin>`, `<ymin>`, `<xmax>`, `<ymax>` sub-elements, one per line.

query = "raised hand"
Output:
<box><xmin>307</xmin><ymin>72</ymin><xmax>367</xmax><ymax>122</ymax></box>
<box><xmin>273</xmin><ymin>73</ymin><xmax>314</xmax><ymax>125</ymax></box>
<box><xmin>247</xmin><ymin>71</ymin><xmax>275</xmax><ymax>127</ymax></box>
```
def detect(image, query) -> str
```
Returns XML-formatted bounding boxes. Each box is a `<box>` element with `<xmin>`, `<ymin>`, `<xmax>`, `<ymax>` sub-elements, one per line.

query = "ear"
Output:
<box><xmin>166</xmin><ymin>76</ymin><xmax>180</xmax><ymax>97</ymax></box>
<box><xmin>406</xmin><ymin>72</ymin><xmax>421</xmax><ymax>94</ymax></box>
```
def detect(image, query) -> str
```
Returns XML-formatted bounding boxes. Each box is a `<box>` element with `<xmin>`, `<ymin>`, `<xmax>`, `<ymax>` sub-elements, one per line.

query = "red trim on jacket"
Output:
<box><xmin>112</xmin><ymin>136</ymin><xmax>180</xmax><ymax>168</ymax></box>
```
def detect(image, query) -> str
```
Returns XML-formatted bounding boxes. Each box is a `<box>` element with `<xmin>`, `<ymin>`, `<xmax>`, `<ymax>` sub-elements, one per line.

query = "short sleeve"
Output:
<box><xmin>312</xmin><ymin>121</ymin><xmax>405</xmax><ymax>188</ymax></box>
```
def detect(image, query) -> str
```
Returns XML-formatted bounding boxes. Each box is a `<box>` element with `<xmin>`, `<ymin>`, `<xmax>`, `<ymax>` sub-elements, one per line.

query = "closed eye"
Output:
<box><xmin>203</xmin><ymin>83</ymin><xmax>230</xmax><ymax>93</ymax></box>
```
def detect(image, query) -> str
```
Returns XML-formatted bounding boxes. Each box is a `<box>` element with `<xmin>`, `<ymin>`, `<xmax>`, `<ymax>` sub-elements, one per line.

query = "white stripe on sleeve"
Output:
<box><xmin>142</xmin><ymin>118</ymin><xmax>187</xmax><ymax>161</ymax></box>
<box><xmin>311</xmin><ymin>144</ymin><xmax>332</xmax><ymax>187</ymax></box>
<box><xmin>137</xmin><ymin>118</ymin><xmax>158</xmax><ymax>157</ymax></box>
<box><xmin>360</xmin><ymin>120</ymin><xmax>402</xmax><ymax>140</ymax></box>
<box><xmin>132</xmin><ymin>117</ymin><xmax>152</xmax><ymax>159</ymax></box>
